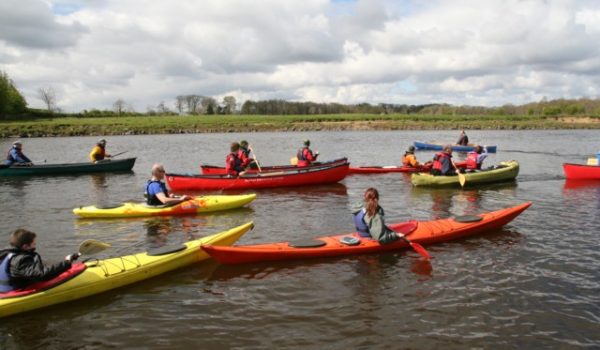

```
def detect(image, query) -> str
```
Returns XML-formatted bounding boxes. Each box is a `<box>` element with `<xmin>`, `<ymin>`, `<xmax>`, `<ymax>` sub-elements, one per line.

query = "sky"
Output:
<box><xmin>1</xmin><ymin>0</ymin><xmax>600</xmax><ymax>112</ymax></box>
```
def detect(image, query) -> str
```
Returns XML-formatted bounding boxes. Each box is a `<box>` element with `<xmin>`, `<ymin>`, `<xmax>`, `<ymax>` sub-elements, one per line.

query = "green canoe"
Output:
<box><xmin>411</xmin><ymin>160</ymin><xmax>519</xmax><ymax>187</ymax></box>
<box><xmin>0</xmin><ymin>157</ymin><xmax>136</xmax><ymax>176</ymax></box>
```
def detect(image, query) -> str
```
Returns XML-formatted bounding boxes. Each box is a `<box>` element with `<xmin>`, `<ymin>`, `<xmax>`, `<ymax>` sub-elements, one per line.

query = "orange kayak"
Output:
<box><xmin>203</xmin><ymin>202</ymin><xmax>531</xmax><ymax>264</ymax></box>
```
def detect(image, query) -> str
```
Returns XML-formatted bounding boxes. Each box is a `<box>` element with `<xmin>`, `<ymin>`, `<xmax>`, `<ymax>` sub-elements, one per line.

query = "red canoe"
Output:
<box><xmin>563</xmin><ymin>163</ymin><xmax>600</xmax><ymax>180</ymax></box>
<box><xmin>202</xmin><ymin>202</ymin><xmax>532</xmax><ymax>264</ymax></box>
<box><xmin>349</xmin><ymin>161</ymin><xmax>466</xmax><ymax>174</ymax></box>
<box><xmin>201</xmin><ymin>158</ymin><xmax>348</xmax><ymax>175</ymax></box>
<box><xmin>166</xmin><ymin>162</ymin><xmax>350</xmax><ymax>191</ymax></box>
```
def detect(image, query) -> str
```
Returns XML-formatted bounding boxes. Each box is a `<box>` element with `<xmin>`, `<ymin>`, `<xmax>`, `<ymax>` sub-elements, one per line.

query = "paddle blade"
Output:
<box><xmin>409</xmin><ymin>242</ymin><xmax>431</xmax><ymax>260</ymax></box>
<box><xmin>458</xmin><ymin>173</ymin><xmax>466</xmax><ymax>187</ymax></box>
<box><xmin>290</xmin><ymin>157</ymin><xmax>298</xmax><ymax>165</ymax></box>
<box><xmin>78</xmin><ymin>239</ymin><xmax>111</xmax><ymax>255</ymax></box>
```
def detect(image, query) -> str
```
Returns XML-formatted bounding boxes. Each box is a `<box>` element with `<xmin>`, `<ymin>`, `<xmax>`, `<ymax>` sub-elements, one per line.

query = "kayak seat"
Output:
<box><xmin>147</xmin><ymin>244</ymin><xmax>187</xmax><ymax>256</ymax></box>
<box><xmin>454</xmin><ymin>215</ymin><xmax>483</xmax><ymax>223</ymax></box>
<box><xmin>339</xmin><ymin>236</ymin><xmax>360</xmax><ymax>246</ymax></box>
<box><xmin>288</xmin><ymin>239</ymin><xmax>326</xmax><ymax>248</ymax></box>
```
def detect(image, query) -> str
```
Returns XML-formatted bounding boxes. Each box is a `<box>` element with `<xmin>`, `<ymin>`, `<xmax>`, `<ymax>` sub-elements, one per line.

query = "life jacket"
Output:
<box><xmin>145</xmin><ymin>180</ymin><xmax>169</xmax><ymax>205</ymax></box>
<box><xmin>92</xmin><ymin>145</ymin><xmax>106</xmax><ymax>161</ymax></box>
<box><xmin>297</xmin><ymin>147</ymin><xmax>309</xmax><ymax>161</ymax></box>
<box><xmin>466</xmin><ymin>151</ymin><xmax>480</xmax><ymax>170</ymax></box>
<box><xmin>226</xmin><ymin>152</ymin><xmax>243</xmax><ymax>175</ymax></box>
<box><xmin>353</xmin><ymin>209</ymin><xmax>371</xmax><ymax>237</ymax></box>
<box><xmin>0</xmin><ymin>253</ymin><xmax>15</xmax><ymax>292</ymax></box>
<box><xmin>402</xmin><ymin>152</ymin><xmax>415</xmax><ymax>167</ymax></box>
<box><xmin>6</xmin><ymin>148</ymin><xmax>23</xmax><ymax>164</ymax></box>
<box><xmin>237</xmin><ymin>148</ymin><xmax>250</xmax><ymax>167</ymax></box>
<box><xmin>432</xmin><ymin>152</ymin><xmax>450</xmax><ymax>171</ymax></box>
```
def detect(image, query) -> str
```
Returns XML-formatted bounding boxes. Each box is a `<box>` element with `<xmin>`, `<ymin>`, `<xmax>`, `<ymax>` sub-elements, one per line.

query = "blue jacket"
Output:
<box><xmin>5</xmin><ymin>147</ymin><xmax>32</xmax><ymax>165</ymax></box>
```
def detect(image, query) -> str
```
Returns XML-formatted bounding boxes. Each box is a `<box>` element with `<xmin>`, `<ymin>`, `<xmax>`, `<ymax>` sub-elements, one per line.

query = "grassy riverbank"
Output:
<box><xmin>1</xmin><ymin>114</ymin><xmax>600</xmax><ymax>137</ymax></box>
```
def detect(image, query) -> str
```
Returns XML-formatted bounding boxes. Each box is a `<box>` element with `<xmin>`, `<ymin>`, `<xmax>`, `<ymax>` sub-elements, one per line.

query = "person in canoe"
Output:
<box><xmin>457</xmin><ymin>130</ymin><xmax>469</xmax><ymax>146</ymax></box>
<box><xmin>297</xmin><ymin>139</ymin><xmax>319</xmax><ymax>167</ymax></box>
<box><xmin>239</xmin><ymin>140</ymin><xmax>257</xmax><ymax>170</ymax></box>
<box><xmin>430</xmin><ymin>145</ymin><xmax>457</xmax><ymax>176</ymax></box>
<box><xmin>0</xmin><ymin>228</ymin><xmax>77</xmax><ymax>292</ymax></box>
<box><xmin>352</xmin><ymin>188</ymin><xmax>405</xmax><ymax>245</ymax></box>
<box><xmin>5</xmin><ymin>141</ymin><xmax>33</xmax><ymax>167</ymax></box>
<box><xmin>145</xmin><ymin>163</ymin><xmax>191</xmax><ymax>206</ymax></box>
<box><xmin>402</xmin><ymin>145</ymin><xmax>431</xmax><ymax>168</ymax></box>
<box><xmin>89</xmin><ymin>139</ymin><xmax>112</xmax><ymax>163</ymax></box>
<box><xmin>226</xmin><ymin>142</ymin><xmax>246</xmax><ymax>177</ymax></box>
<box><xmin>465</xmin><ymin>145</ymin><xmax>488</xmax><ymax>171</ymax></box>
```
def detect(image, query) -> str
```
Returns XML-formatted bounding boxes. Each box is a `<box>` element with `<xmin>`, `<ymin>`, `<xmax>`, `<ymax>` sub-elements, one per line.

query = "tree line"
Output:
<box><xmin>3</xmin><ymin>69</ymin><xmax>600</xmax><ymax>118</ymax></box>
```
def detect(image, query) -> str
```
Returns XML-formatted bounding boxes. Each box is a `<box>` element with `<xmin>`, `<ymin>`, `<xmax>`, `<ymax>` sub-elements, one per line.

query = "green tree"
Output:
<box><xmin>0</xmin><ymin>71</ymin><xmax>27</xmax><ymax>116</ymax></box>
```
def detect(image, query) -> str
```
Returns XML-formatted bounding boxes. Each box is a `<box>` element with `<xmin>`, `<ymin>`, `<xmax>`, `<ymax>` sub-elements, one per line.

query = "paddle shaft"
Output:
<box><xmin>110</xmin><ymin>151</ymin><xmax>128</xmax><ymax>158</ymax></box>
<box><xmin>249</xmin><ymin>146</ymin><xmax>262</xmax><ymax>172</ymax></box>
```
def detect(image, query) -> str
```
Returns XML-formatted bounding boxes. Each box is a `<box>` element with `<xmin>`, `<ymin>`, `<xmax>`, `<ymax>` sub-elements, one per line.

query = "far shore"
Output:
<box><xmin>1</xmin><ymin>114</ymin><xmax>599</xmax><ymax>137</ymax></box>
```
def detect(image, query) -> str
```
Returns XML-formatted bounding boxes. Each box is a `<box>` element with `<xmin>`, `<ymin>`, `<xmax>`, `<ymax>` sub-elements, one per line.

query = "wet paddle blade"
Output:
<box><xmin>409</xmin><ymin>242</ymin><xmax>431</xmax><ymax>260</ymax></box>
<box><xmin>458</xmin><ymin>173</ymin><xmax>466</xmax><ymax>187</ymax></box>
<box><xmin>78</xmin><ymin>239</ymin><xmax>111</xmax><ymax>255</ymax></box>
<box><xmin>290</xmin><ymin>157</ymin><xmax>298</xmax><ymax>165</ymax></box>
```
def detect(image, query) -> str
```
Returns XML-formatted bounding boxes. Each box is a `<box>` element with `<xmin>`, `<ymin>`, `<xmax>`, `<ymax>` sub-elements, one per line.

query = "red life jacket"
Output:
<box><xmin>466</xmin><ymin>151</ymin><xmax>480</xmax><ymax>170</ymax></box>
<box><xmin>237</xmin><ymin>148</ymin><xmax>250</xmax><ymax>168</ymax></box>
<box><xmin>225</xmin><ymin>152</ymin><xmax>242</xmax><ymax>175</ymax></box>
<box><xmin>296</xmin><ymin>147</ymin><xmax>315</xmax><ymax>167</ymax></box>
<box><xmin>432</xmin><ymin>152</ymin><xmax>449</xmax><ymax>171</ymax></box>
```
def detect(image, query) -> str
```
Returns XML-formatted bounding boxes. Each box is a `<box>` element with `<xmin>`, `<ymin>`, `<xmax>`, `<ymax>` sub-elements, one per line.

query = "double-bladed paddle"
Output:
<box><xmin>68</xmin><ymin>239</ymin><xmax>111</xmax><ymax>261</ymax></box>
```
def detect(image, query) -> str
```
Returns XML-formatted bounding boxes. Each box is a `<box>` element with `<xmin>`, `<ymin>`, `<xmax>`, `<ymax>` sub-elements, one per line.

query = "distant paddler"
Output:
<box><xmin>430</xmin><ymin>145</ymin><xmax>457</xmax><ymax>176</ymax></box>
<box><xmin>402</xmin><ymin>145</ymin><xmax>431</xmax><ymax>168</ymax></box>
<box><xmin>465</xmin><ymin>145</ymin><xmax>488</xmax><ymax>171</ymax></box>
<box><xmin>4</xmin><ymin>141</ymin><xmax>33</xmax><ymax>167</ymax></box>
<box><xmin>296</xmin><ymin>139</ymin><xmax>319</xmax><ymax>167</ymax></box>
<box><xmin>226</xmin><ymin>142</ymin><xmax>246</xmax><ymax>177</ymax></box>
<box><xmin>145</xmin><ymin>163</ymin><xmax>191</xmax><ymax>205</ymax></box>
<box><xmin>457</xmin><ymin>130</ymin><xmax>469</xmax><ymax>146</ymax></box>
<box><xmin>239</xmin><ymin>140</ymin><xmax>258</xmax><ymax>170</ymax></box>
<box><xmin>89</xmin><ymin>139</ymin><xmax>112</xmax><ymax>163</ymax></box>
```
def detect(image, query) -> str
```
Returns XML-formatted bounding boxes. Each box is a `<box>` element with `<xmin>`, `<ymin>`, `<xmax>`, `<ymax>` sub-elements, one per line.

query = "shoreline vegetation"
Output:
<box><xmin>1</xmin><ymin>114</ymin><xmax>600</xmax><ymax>137</ymax></box>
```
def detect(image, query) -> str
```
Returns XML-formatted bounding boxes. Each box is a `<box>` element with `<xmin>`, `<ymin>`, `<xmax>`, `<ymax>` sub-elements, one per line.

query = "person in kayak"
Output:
<box><xmin>89</xmin><ymin>139</ymin><xmax>112</xmax><ymax>163</ymax></box>
<box><xmin>5</xmin><ymin>141</ymin><xmax>33</xmax><ymax>166</ymax></box>
<box><xmin>226</xmin><ymin>142</ymin><xmax>246</xmax><ymax>176</ymax></box>
<box><xmin>145</xmin><ymin>163</ymin><xmax>191</xmax><ymax>206</ymax></box>
<box><xmin>238</xmin><ymin>140</ymin><xmax>257</xmax><ymax>170</ymax></box>
<box><xmin>465</xmin><ymin>145</ymin><xmax>488</xmax><ymax>171</ymax></box>
<box><xmin>430</xmin><ymin>145</ymin><xmax>456</xmax><ymax>176</ymax></box>
<box><xmin>352</xmin><ymin>188</ymin><xmax>405</xmax><ymax>245</ymax></box>
<box><xmin>402</xmin><ymin>145</ymin><xmax>431</xmax><ymax>168</ymax></box>
<box><xmin>0</xmin><ymin>228</ymin><xmax>77</xmax><ymax>292</ymax></box>
<box><xmin>457</xmin><ymin>130</ymin><xmax>469</xmax><ymax>146</ymax></box>
<box><xmin>297</xmin><ymin>139</ymin><xmax>319</xmax><ymax>167</ymax></box>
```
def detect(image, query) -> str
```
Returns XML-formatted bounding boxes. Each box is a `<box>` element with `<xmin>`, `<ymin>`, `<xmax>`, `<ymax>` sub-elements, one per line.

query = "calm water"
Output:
<box><xmin>0</xmin><ymin>130</ymin><xmax>599</xmax><ymax>349</ymax></box>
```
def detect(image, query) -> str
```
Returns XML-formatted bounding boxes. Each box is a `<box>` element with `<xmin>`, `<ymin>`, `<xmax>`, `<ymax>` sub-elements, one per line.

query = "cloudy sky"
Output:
<box><xmin>1</xmin><ymin>0</ymin><xmax>600</xmax><ymax>112</ymax></box>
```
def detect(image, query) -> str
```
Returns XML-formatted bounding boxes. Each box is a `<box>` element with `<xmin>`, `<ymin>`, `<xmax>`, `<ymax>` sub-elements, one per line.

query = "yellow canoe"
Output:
<box><xmin>0</xmin><ymin>222</ymin><xmax>254</xmax><ymax>318</ymax></box>
<box><xmin>73</xmin><ymin>194</ymin><xmax>256</xmax><ymax>218</ymax></box>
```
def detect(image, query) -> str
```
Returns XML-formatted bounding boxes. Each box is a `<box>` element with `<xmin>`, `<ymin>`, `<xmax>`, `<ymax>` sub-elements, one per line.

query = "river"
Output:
<box><xmin>0</xmin><ymin>130</ymin><xmax>599</xmax><ymax>349</ymax></box>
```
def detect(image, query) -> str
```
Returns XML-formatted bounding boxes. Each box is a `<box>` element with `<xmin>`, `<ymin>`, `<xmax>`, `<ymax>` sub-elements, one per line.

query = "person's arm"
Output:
<box><xmin>155</xmin><ymin>192</ymin><xmax>190</xmax><ymax>204</ymax></box>
<box><xmin>10</xmin><ymin>254</ymin><xmax>71</xmax><ymax>284</ymax></box>
<box><xmin>409</xmin><ymin>155</ymin><xmax>419</xmax><ymax>167</ymax></box>
<box><xmin>367</xmin><ymin>210</ymin><xmax>401</xmax><ymax>244</ymax></box>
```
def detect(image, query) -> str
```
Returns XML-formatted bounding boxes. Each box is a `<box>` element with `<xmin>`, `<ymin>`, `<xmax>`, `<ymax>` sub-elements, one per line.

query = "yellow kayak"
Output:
<box><xmin>73</xmin><ymin>194</ymin><xmax>256</xmax><ymax>218</ymax></box>
<box><xmin>0</xmin><ymin>222</ymin><xmax>254</xmax><ymax>318</ymax></box>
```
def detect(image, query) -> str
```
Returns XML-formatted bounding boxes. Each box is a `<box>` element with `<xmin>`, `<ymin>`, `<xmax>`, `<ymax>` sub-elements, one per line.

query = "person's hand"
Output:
<box><xmin>396</xmin><ymin>233</ymin><xmax>405</xmax><ymax>239</ymax></box>
<box><xmin>181</xmin><ymin>195</ymin><xmax>192</xmax><ymax>201</ymax></box>
<box><xmin>315</xmin><ymin>151</ymin><xmax>319</xmax><ymax>156</ymax></box>
<box><xmin>65</xmin><ymin>253</ymin><xmax>80</xmax><ymax>262</ymax></box>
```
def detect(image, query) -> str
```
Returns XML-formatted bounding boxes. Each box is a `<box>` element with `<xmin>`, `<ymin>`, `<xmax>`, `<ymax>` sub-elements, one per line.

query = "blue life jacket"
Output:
<box><xmin>145</xmin><ymin>180</ymin><xmax>169</xmax><ymax>206</ymax></box>
<box><xmin>353</xmin><ymin>209</ymin><xmax>371</xmax><ymax>237</ymax></box>
<box><xmin>0</xmin><ymin>253</ymin><xmax>15</xmax><ymax>292</ymax></box>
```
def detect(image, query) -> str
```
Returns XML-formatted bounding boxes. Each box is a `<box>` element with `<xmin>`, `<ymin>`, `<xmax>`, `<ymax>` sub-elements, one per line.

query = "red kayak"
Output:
<box><xmin>166</xmin><ymin>162</ymin><xmax>350</xmax><ymax>191</ymax></box>
<box><xmin>202</xmin><ymin>202</ymin><xmax>531</xmax><ymax>264</ymax></box>
<box><xmin>563</xmin><ymin>163</ymin><xmax>600</xmax><ymax>180</ymax></box>
<box><xmin>201</xmin><ymin>158</ymin><xmax>348</xmax><ymax>175</ymax></box>
<box><xmin>349</xmin><ymin>161</ymin><xmax>466</xmax><ymax>174</ymax></box>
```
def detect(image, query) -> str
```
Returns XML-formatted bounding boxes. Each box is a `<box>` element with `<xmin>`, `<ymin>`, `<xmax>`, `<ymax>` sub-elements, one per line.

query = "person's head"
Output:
<box><xmin>240</xmin><ymin>140</ymin><xmax>248</xmax><ymax>148</ymax></box>
<box><xmin>97</xmin><ymin>139</ymin><xmax>107</xmax><ymax>147</ymax></box>
<box><xmin>304</xmin><ymin>139</ymin><xmax>310</xmax><ymax>147</ymax></box>
<box><xmin>151</xmin><ymin>163</ymin><xmax>166</xmax><ymax>179</ymax></box>
<box><xmin>443</xmin><ymin>145</ymin><xmax>453</xmax><ymax>154</ymax></box>
<box><xmin>230</xmin><ymin>142</ymin><xmax>240</xmax><ymax>153</ymax></box>
<box><xmin>407</xmin><ymin>145</ymin><xmax>415</xmax><ymax>153</ymax></box>
<box><xmin>10</xmin><ymin>228</ymin><xmax>37</xmax><ymax>251</ymax></box>
<box><xmin>474</xmin><ymin>145</ymin><xmax>482</xmax><ymax>154</ymax></box>
<box><xmin>13</xmin><ymin>141</ymin><xmax>22</xmax><ymax>149</ymax></box>
<box><xmin>363</xmin><ymin>187</ymin><xmax>380</xmax><ymax>217</ymax></box>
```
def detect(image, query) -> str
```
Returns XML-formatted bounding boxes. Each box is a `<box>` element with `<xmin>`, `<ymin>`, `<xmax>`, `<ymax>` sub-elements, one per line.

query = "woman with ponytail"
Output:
<box><xmin>352</xmin><ymin>188</ymin><xmax>405</xmax><ymax>245</ymax></box>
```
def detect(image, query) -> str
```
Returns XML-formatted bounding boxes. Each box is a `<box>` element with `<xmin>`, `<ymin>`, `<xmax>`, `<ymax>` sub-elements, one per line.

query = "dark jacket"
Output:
<box><xmin>0</xmin><ymin>248</ymin><xmax>71</xmax><ymax>290</ymax></box>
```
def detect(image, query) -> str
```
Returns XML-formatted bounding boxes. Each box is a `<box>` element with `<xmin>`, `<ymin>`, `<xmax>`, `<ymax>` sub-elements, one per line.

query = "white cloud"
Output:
<box><xmin>1</xmin><ymin>0</ymin><xmax>600</xmax><ymax>112</ymax></box>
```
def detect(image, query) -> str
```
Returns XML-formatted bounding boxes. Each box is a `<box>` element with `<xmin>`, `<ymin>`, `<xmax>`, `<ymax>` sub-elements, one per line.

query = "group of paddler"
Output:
<box><xmin>0</xmin><ymin>130</ymin><xmax>486</xmax><ymax>294</ymax></box>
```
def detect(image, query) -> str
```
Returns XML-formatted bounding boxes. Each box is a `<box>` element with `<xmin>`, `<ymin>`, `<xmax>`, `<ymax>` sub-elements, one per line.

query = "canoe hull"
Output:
<box><xmin>167</xmin><ymin>162</ymin><xmax>350</xmax><ymax>191</ymax></box>
<box><xmin>563</xmin><ymin>163</ymin><xmax>600</xmax><ymax>180</ymax></box>
<box><xmin>411</xmin><ymin>161</ymin><xmax>519</xmax><ymax>187</ymax></box>
<box><xmin>349</xmin><ymin>165</ymin><xmax>430</xmax><ymax>174</ymax></box>
<box><xmin>414</xmin><ymin>142</ymin><xmax>497</xmax><ymax>153</ymax></box>
<box><xmin>203</xmin><ymin>203</ymin><xmax>531</xmax><ymax>264</ymax></box>
<box><xmin>73</xmin><ymin>194</ymin><xmax>257</xmax><ymax>218</ymax></box>
<box><xmin>0</xmin><ymin>222</ymin><xmax>254</xmax><ymax>317</ymax></box>
<box><xmin>201</xmin><ymin>158</ymin><xmax>348</xmax><ymax>175</ymax></box>
<box><xmin>0</xmin><ymin>158</ymin><xmax>136</xmax><ymax>176</ymax></box>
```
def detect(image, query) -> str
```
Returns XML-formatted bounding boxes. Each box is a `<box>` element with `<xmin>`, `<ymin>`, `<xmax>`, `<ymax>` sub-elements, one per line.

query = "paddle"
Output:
<box><xmin>290</xmin><ymin>157</ymin><xmax>298</xmax><ymax>166</ymax></box>
<box><xmin>453</xmin><ymin>161</ymin><xmax>466</xmax><ymax>187</ymax></box>
<box><xmin>109</xmin><ymin>151</ymin><xmax>128</xmax><ymax>158</ymax></box>
<box><xmin>400</xmin><ymin>236</ymin><xmax>431</xmax><ymax>260</ymax></box>
<box><xmin>248</xmin><ymin>145</ymin><xmax>262</xmax><ymax>172</ymax></box>
<box><xmin>390</xmin><ymin>221</ymin><xmax>431</xmax><ymax>260</ymax></box>
<box><xmin>69</xmin><ymin>239</ymin><xmax>112</xmax><ymax>260</ymax></box>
